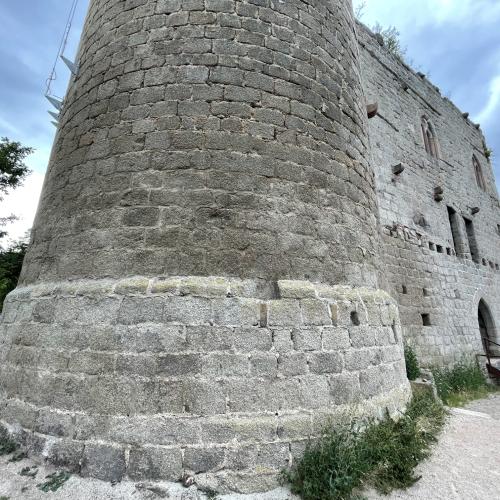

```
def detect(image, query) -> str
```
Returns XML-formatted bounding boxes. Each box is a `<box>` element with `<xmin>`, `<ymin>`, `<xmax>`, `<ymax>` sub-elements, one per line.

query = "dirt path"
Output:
<box><xmin>1</xmin><ymin>395</ymin><xmax>499</xmax><ymax>499</ymax></box>
<box><xmin>366</xmin><ymin>393</ymin><xmax>500</xmax><ymax>500</ymax></box>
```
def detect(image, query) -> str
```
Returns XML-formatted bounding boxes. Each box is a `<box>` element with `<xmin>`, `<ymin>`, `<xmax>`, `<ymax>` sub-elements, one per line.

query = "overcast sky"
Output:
<box><xmin>0</xmin><ymin>0</ymin><xmax>499</xmax><ymax>244</ymax></box>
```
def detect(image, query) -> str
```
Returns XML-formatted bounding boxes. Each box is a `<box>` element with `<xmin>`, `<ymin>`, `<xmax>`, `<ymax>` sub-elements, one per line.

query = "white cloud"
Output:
<box><xmin>475</xmin><ymin>75</ymin><xmax>500</xmax><ymax>125</ymax></box>
<box><xmin>356</xmin><ymin>0</ymin><xmax>500</xmax><ymax>31</ymax></box>
<box><xmin>0</xmin><ymin>171</ymin><xmax>45</xmax><ymax>245</ymax></box>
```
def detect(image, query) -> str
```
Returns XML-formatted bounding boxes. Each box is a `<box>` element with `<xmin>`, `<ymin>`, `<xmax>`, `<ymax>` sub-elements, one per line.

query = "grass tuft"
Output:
<box><xmin>0</xmin><ymin>436</ymin><xmax>18</xmax><ymax>456</ymax></box>
<box><xmin>404</xmin><ymin>345</ymin><xmax>421</xmax><ymax>381</ymax></box>
<box><xmin>37</xmin><ymin>471</ymin><xmax>71</xmax><ymax>493</ymax></box>
<box><xmin>283</xmin><ymin>392</ymin><xmax>446</xmax><ymax>500</ymax></box>
<box><xmin>432</xmin><ymin>359</ymin><xmax>496</xmax><ymax>406</ymax></box>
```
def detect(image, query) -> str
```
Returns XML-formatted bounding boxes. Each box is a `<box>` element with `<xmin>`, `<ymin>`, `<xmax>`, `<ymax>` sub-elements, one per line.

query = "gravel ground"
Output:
<box><xmin>366</xmin><ymin>393</ymin><xmax>500</xmax><ymax>500</ymax></box>
<box><xmin>1</xmin><ymin>394</ymin><xmax>499</xmax><ymax>499</ymax></box>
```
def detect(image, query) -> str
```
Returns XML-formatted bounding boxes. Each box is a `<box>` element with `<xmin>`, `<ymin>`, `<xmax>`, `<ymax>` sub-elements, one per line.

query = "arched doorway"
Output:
<box><xmin>478</xmin><ymin>299</ymin><xmax>496</xmax><ymax>355</ymax></box>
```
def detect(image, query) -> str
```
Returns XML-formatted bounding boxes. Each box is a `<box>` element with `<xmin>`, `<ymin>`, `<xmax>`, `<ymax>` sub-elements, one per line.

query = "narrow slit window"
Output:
<box><xmin>473</xmin><ymin>155</ymin><xmax>486</xmax><ymax>191</ymax></box>
<box><xmin>421</xmin><ymin>116</ymin><xmax>439</xmax><ymax>158</ymax></box>
<box><xmin>447</xmin><ymin>206</ymin><xmax>462</xmax><ymax>256</ymax></box>
<box><xmin>421</xmin><ymin>314</ymin><xmax>431</xmax><ymax>326</ymax></box>
<box><xmin>463</xmin><ymin>217</ymin><xmax>479</xmax><ymax>263</ymax></box>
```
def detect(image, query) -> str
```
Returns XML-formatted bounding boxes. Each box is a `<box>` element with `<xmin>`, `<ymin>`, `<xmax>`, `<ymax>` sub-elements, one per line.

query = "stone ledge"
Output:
<box><xmin>10</xmin><ymin>276</ymin><xmax>397</xmax><ymax>304</ymax></box>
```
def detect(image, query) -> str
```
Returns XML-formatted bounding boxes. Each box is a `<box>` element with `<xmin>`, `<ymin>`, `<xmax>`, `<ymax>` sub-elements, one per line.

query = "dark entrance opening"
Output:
<box><xmin>464</xmin><ymin>217</ymin><xmax>479</xmax><ymax>263</ymax></box>
<box><xmin>478</xmin><ymin>299</ymin><xmax>496</xmax><ymax>355</ymax></box>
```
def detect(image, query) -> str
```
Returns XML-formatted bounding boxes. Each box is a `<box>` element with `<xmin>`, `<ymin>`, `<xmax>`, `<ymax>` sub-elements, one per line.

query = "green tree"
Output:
<box><xmin>0</xmin><ymin>137</ymin><xmax>33</xmax><ymax>241</ymax></box>
<box><xmin>0</xmin><ymin>138</ymin><xmax>33</xmax><ymax>309</ymax></box>
<box><xmin>0</xmin><ymin>137</ymin><xmax>33</xmax><ymax>196</ymax></box>
<box><xmin>0</xmin><ymin>237</ymin><xmax>28</xmax><ymax>311</ymax></box>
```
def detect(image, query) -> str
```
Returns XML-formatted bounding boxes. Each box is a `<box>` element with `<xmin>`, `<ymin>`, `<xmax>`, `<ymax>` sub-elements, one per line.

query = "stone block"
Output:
<box><xmin>163</xmin><ymin>296</ymin><xmax>213</xmax><ymax>325</ymax></box>
<box><xmin>271</xmin><ymin>328</ymin><xmax>294</xmax><ymax>352</ymax></box>
<box><xmin>277</xmin><ymin>352</ymin><xmax>308</xmax><ymax>376</ymax></box>
<box><xmin>232</xmin><ymin>327</ymin><xmax>272</xmax><ymax>352</ymax></box>
<box><xmin>115</xmin><ymin>277</ymin><xmax>150</xmax><ymax>294</ymax></box>
<box><xmin>212</xmin><ymin>298</ymin><xmax>260</xmax><ymax>326</ymax></box>
<box><xmin>329</xmin><ymin>372</ymin><xmax>361</xmax><ymax>405</ymax></box>
<box><xmin>249</xmin><ymin>353</ymin><xmax>278</xmax><ymax>378</ymax></box>
<box><xmin>128</xmin><ymin>446</ymin><xmax>182</xmax><ymax>480</ymax></box>
<box><xmin>300</xmin><ymin>299</ymin><xmax>331</xmax><ymax>325</ymax></box>
<box><xmin>256</xmin><ymin>443</ymin><xmax>290</xmax><ymax>471</ymax></box>
<box><xmin>307</xmin><ymin>352</ymin><xmax>343</xmax><ymax>374</ymax></box>
<box><xmin>267</xmin><ymin>300</ymin><xmax>302</xmax><ymax>327</ymax></box>
<box><xmin>81</xmin><ymin>443</ymin><xmax>126</xmax><ymax>482</ymax></box>
<box><xmin>202</xmin><ymin>353</ymin><xmax>249</xmax><ymax>377</ymax></box>
<box><xmin>157</xmin><ymin>354</ymin><xmax>202</xmax><ymax>377</ymax></box>
<box><xmin>292</xmin><ymin>327</ymin><xmax>322</xmax><ymax>351</ymax></box>
<box><xmin>349</xmin><ymin>325</ymin><xmax>377</xmax><ymax>348</ymax></box>
<box><xmin>322</xmin><ymin>326</ymin><xmax>350</xmax><ymax>350</ymax></box>
<box><xmin>46</xmin><ymin>439</ymin><xmax>84</xmax><ymax>471</ymax></box>
<box><xmin>183</xmin><ymin>447</ymin><xmax>225</xmax><ymax>473</ymax></box>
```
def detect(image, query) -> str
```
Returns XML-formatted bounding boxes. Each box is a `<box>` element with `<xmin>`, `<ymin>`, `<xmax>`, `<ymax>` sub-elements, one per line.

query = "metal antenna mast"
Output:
<box><xmin>45</xmin><ymin>0</ymin><xmax>80</xmax><ymax>119</ymax></box>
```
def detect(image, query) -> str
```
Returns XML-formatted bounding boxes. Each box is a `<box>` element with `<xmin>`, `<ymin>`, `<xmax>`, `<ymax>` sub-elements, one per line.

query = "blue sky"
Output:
<box><xmin>0</xmin><ymin>0</ymin><xmax>499</xmax><ymax>242</ymax></box>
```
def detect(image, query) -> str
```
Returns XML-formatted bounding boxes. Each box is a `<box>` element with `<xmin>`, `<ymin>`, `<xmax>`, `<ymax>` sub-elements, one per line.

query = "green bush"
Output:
<box><xmin>0</xmin><ymin>240</ymin><xmax>27</xmax><ymax>312</ymax></box>
<box><xmin>283</xmin><ymin>392</ymin><xmax>446</xmax><ymax>500</ymax></box>
<box><xmin>432</xmin><ymin>359</ymin><xmax>492</xmax><ymax>406</ymax></box>
<box><xmin>404</xmin><ymin>345</ymin><xmax>421</xmax><ymax>381</ymax></box>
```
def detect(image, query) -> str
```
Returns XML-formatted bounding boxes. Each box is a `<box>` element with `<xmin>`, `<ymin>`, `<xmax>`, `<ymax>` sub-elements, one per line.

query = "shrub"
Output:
<box><xmin>404</xmin><ymin>345</ymin><xmax>421</xmax><ymax>380</ymax></box>
<box><xmin>0</xmin><ymin>239</ymin><xmax>27</xmax><ymax>311</ymax></box>
<box><xmin>283</xmin><ymin>392</ymin><xmax>446</xmax><ymax>500</ymax></box>
<box><xmin>432</xmin><ymin>359</ymin><xmax>492</xmax><ymax>406</ymax></box>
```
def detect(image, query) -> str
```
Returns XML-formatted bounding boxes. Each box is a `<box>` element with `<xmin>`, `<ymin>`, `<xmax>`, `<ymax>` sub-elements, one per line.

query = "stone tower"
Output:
<box><xmin>0</xmin><ymin>0</ymin><xmax>410</xmax><ymax>493</ymax></box>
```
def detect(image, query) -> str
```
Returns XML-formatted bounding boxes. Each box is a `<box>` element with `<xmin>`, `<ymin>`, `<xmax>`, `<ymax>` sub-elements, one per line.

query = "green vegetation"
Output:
<box><xmin>432</xmin><ymin>359</ymin><xmax>496</xmax><ymax>407</ymax></box>
<box><xmin>372</xmin><ymin>23</ymin><xmax>407</xmax><ymax>61</ymax></box>
<box><xmin>0</xmin><ymin>137</ymin><xmax>32</xmax><ymax>197</ymax></box>
<box><xmin>19</xmin><ymin>466</ymin><xmax>38</xmax><ymax>478</ymax></box>
<box><xmin>0</xmin><ymin>435</ymin><xmax>18</xmax><ymax>456</ymax></box>
<box><xmin>404</xmin><ymin>345</ymin><xmax>421</xmax><ymax>381</ymax></box>
<box><xmin>8</xmin><ymin>451</ymin><xmax>26</xmax><ymax>462</ymax></box>
<box><xmin>283</xmin><ymin>392</ymin><xmax>446</xmax><ymax>500</ymax></box>
<box><xmin>0</xmin><ymin>239</ymin><xmax>27</xmax><ymax>312</ymax></box>
<box><xmin>37</xmin><ymin>471</ymin><xmax>71</xmax><ymax>493</ymax></box>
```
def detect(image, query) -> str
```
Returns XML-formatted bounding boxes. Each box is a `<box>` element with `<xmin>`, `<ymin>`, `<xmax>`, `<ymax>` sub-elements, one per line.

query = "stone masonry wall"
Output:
<box><xmin>0</xmin><ymin>278</ymin><xmax>409</xmax><ymax>493</ymax></box>
<box><xmin>0</xmin><ymin>2</ymin><xmax>413</xmax><ymax>493</ymax></box>
<box><xmin>21</xmin><ymin>0</ymin><xmax>380</xmax><ymax>288</ymax></box>
<box><xmin>358</xmin><ymin>23</ymin><xmax>500</xmax><ymax>366</ymax></box>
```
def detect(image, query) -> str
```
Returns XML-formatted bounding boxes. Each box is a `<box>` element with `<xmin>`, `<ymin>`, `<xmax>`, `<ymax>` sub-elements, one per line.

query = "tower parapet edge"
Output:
<box><xmin>0</xmin><ymin>0</ymin><xmax>410</xmax><ymax>492</ymax></box>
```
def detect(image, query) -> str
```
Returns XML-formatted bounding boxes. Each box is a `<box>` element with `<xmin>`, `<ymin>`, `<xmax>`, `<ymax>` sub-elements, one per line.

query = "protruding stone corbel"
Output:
<box><xmin>402</xmin><ymin>83</ymin><xmax>409</xmax><ymax>91</ymax></box>
<box><xmin>462</xmin><ymin>112</ymin><xmax>469</xmax><ymax>119</ymax></box>
<box><xmin>367</xmin><ymin>102</ymin><xmax>378</xmax><ymax>119</ymax></box>
<box><xmin>471</xmin><ymin>207</ymin><xmax>480</xmax><ymax>215</ymax></box>
<box><xmin>392</xmin><ymin>163</ymin><xmax>405</xmax><ymax>175</ymax></box>
<box><xmin>434</xmin><ymin>186</ymin><xmax>444</xmax><ymax>202</ymax></box>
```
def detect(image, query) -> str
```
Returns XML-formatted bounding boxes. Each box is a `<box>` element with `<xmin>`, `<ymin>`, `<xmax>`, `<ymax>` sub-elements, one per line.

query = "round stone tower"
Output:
<box><xmin>0</xmin><ymin>0</ymin><xmax>410</xmax><ymax>493</ymax></box>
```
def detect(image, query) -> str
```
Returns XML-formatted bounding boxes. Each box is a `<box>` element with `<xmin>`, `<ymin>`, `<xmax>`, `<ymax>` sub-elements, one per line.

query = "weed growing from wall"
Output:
<box><xmin>283</xmin><ymin>392</ymin><xmax>446</xmax><ymax>500</ymax></box>
<box><xmin>404</xmin><ymin>345</ymin><xmax>421</xmax><ymax>381</ymax></box>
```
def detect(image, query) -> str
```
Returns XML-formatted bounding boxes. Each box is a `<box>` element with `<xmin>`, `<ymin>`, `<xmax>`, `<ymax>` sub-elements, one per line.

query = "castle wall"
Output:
<box><xmin>21</xmin><ymin>0</ymin><xmax>380</xmax><ymax>289</ymax></box>
<box><xmin>0</xmin><ymin>2</ymin><xmax>411</xmax><ymax>494</ymax></box>
<box><xmin>358</xmin><ymin>23</ymin><xmax>500</xmax><ymax>366</ymax></box>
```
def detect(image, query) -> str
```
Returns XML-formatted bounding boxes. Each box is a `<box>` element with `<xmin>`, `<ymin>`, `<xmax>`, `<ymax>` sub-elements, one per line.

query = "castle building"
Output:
<box><xmin>0</xmin><ymin>0</ymin><xmax>497</xmax><ymax>494</ymax></box>
<box><xmin>358</xmin><ymin>23</ymin><xmax>499</xmax><ymax>368</ymax></box>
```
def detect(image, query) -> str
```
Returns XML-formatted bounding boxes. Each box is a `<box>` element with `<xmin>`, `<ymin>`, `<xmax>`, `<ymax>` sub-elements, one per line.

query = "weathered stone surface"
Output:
<box><xmin>8</xmin><ymin>0</ymin><xmax>500</xmax><ymax>494</ymax></box>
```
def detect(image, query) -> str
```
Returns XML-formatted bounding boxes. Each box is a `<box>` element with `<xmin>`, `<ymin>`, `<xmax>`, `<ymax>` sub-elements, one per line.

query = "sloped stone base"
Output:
<box><xmin>0</xmin><ymin>277</ymin><xmax>411</xmax><ymax>493</ymax></box>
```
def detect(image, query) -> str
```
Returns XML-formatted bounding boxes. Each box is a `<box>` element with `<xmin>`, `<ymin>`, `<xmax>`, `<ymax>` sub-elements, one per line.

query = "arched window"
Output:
<box><xmin>473</xmin><ymin>155</ymin><xmax>486</xmax><ymax>191</ymax></box>
<box><xmin>421</xmin><ymin>116</ymin><xmax>439</xmax><ymax>158</ymax></box>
